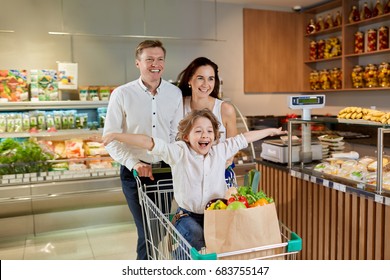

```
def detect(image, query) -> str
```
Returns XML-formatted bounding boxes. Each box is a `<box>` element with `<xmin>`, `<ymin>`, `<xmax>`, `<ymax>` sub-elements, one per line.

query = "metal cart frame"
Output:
<box><xmin>136</xmin><ymin>174</ymin><xmax>302</xmax><ymax>260</ymax></box>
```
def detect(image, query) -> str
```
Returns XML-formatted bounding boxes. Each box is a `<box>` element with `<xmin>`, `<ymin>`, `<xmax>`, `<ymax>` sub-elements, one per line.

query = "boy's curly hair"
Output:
<box><xmin>176</xmin><ymin>108</ymin><xmax>221</xmax><ymax>142</ymax></box>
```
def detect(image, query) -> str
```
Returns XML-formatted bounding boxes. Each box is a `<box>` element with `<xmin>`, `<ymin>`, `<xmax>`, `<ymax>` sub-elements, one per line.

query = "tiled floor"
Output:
<box><xmin>0</xmin><ymin>222</ymin><xmax>137</xmax><ymax>260</ymax></box>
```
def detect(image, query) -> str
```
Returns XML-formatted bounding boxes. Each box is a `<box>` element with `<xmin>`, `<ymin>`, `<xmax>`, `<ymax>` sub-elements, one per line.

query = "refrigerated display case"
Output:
<box><xmin>0</xmin><ymin>101</ymin><xmax>129</xmax><ymax>238</ymax></box>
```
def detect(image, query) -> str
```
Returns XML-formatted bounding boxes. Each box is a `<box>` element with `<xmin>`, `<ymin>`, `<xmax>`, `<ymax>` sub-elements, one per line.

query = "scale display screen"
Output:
<box><xmin>288</xmin><ymin>95</ymin><xmax>325</xmax><ymax>109</ymax></box>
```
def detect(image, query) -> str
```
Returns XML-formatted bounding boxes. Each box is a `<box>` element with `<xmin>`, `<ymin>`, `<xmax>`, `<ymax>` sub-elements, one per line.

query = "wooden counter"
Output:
<box><xmin>256</xmin><ymin>160</ymin><xmax>390</xmax><ymax>260</ymax></box>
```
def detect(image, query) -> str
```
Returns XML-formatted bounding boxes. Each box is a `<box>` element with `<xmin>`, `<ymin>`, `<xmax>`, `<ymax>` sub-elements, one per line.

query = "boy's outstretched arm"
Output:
<box><xmin>243</xmin><ymin>127</ymin><xmax>287</xmax><ymax>143</ymax></box>
<box><xmin>102</xmin><ymin>133</ymin><xmax>155</xmax><ymax>151</ymax></box>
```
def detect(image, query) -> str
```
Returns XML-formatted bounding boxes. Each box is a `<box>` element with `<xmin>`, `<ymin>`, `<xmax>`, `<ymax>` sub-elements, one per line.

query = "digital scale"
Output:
<box><xmin>261</xmin><ymin>95</ymin><xmax>326</xmax><ymax>164</ymax></box>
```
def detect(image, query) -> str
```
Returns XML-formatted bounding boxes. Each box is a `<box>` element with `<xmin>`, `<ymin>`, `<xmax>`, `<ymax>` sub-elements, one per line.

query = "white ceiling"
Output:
<box><xmin>219</xmin><ymin>0</ymin><xmax>328</xmax><ymax>10</ymax></box>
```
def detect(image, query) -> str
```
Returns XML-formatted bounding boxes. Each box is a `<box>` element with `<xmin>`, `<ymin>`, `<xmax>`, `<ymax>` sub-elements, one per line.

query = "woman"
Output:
<box><xmin>177</xmin><ymin>57</ymin><xmax>237</xmax><ymax>183</ymax></box>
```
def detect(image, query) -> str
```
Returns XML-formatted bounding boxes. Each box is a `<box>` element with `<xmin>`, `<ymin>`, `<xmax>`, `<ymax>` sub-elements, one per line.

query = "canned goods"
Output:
<box><xmin>330</xmin><ymin>68</ymin><xmax>342</xmax><ymax>89</ymax></box>
<box><xmin>317</xmin><ymin>40</ymin><xmax>325</xmax><ymax>59</ymax></box>
<box><xmin>378</xmin><ymin>62</ymin><xmax>389</xmax><ymax>87</ymax></box>
<box><xmin>366</xmin><ymin>29</ymin><xmax>377</xmax><ymax>52</ymax></box>
<box><xmin>351</xmin><ymin>65</ymin><xmax>364</xmax><ymax>88</ymax></box>
<box><xmin>309</xmin><ymin>70</ymin><xmax>320</xmax><ymax>90</ymax></box>
<box><xmin>309</xmin><ymin>41</ymin><xmax>317</xmax><ymax>60</ymax></box>
<box><xmin>364</xmin><ymin>64</ymin><xmax>378</xmax><ymax>87</ymax></box>
<box><xmin>378</xmin><ymin>26</ymin><xmax>389</xmax><ymax>50</ymax></box>
<box><xmin>354</xmin><ymin>31</ymin><xmax>364</xmax><ymax>53</ymax></box>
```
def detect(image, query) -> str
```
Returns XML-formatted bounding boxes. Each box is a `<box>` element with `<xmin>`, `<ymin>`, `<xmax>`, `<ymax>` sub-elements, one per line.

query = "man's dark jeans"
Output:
<box><xmin>120</xmin><ymin>165</ymin><xmax>172</xmax><ymax>260</ymax></box>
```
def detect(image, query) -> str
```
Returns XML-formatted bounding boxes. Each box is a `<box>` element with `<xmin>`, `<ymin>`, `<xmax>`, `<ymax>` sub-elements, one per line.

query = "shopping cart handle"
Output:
<box><xmin>133</xmin><ymin>169</ymin><xmax>138</xmax><ymax>177</ymax></box>
<box><xmin>190</xmin><ymin>248</ymin><xmax>217</xmax><ymax>260</ymax></box>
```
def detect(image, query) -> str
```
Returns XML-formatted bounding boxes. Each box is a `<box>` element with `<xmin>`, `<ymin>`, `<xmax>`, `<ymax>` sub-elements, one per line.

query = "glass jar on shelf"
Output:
<box><xmin>309</xmin><ymin>40</ymin><xmax>317</xmax><ymax>60</ymax></box>
<box><xmin>319</xmin><ymin>69</ymin><xmax>331</xmax><ymax>90</ymax></box>
<box><xmin>354</xmin><ymin>31</ymin><xmax>364</xmax><ymax>53</ymax></box>
<box><xmin>364</xmin><ymin>64</ymin><xmax>378</xmax><ymax>88</ymax></box>
<box><xmin>366</xmin><ymin>29</ymin><xmax>377</xmax><ymax>52</ymax></box>
<box><xmin>317</xmin><ymin>39</ymin><xmax>325</xmax><ymax>59</ymax></box>
<box><xmin>309</xmin><ymin>70</ymin><xmax>320</xmax><ymax>90</ymax></box>
<box><xmin>330</xmin><ymin>68</ymin><xmax>342</xmax><ymax>89</ymax></box>
<box><xmin>378</xmin><ymin>62</ymin><xmax>389</xmax><ymax>87</ymax></box>
<box><xmin>378</xmin><ymin>26</ymin><xmax>389</xmax><ymax>50</ymax></box>
<box><xmin>351</xmin><ymin>65</ymin><xmax>365</xmax><ymax>88</ymax></box>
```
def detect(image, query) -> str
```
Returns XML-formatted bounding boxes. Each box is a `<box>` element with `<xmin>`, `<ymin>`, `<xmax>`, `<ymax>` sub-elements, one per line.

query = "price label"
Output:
<box><xmin>384</xmin><ymin>197</ymin><xmax>390</xmax><ymax>206</ymax></box>
<box><xmin>333</xmin><ymin>183</ymin><xmax>340</xmax><ymax>191</ymax></box>
<box><xmin>303</xmin><ymin>174</ymin><xmax>310</xmax><ymax>181</ymax></box>
<box><xmin>339</xmin><ymin>184</ymin><xmax>346</xmax><ymax>192</ymax></box>
<box><xmin>322</xmin><ymin>179</ymin><xmax>329</xmax><ymax>187</ymax></box>
<box><xmin>357</xmin><ymin>183</ymin><xmax>364</xmax><ymax>189</ymax></box>
<box><xmin>311</xmin><ymin>176</ymin><xmax>317</xmax><ymax>183</ymax></box>
<box><xmin>375</xmin><ymin>195</ymin><xmax>384</xmax><ymax>204</ymax></box>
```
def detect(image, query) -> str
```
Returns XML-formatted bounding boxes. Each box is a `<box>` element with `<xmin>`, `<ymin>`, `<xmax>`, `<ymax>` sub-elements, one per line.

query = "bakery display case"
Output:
<box><xmin>286</xmin><ymin>116</ymin><xmax>390</xmax><ymax>203</ymax></box>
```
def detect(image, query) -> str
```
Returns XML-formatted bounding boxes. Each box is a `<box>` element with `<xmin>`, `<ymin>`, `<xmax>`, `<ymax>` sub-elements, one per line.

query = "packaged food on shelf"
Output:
<box><xmin>378</xmin><ymin>26</ymin><xmax>389</xmax><ymax>50</ymax></box>
<box><xmin>349</xmin><ymin>5</ymin><xmax>360</xmax><ymax>23</ymax></box>
<box><xmin>378</xmin><ymin>62</ymin><xmax>390</xmax><ymax>87</ymax></box>
<box><xmin>334</xmin><ymin>11</ymin><xmax>342</xmax><ymax>26</ymax></box>
<box><xmin>372</xmin><ymin>0</ymin><xmax>384</xmax><ymax>17</ymax></box>
<box><xmin>78</xmin><ymin>86</ymin><xmax>88</xmax><ymax>101</ymax></box>
<box><xmin>30</xmin><ymin>69</ymin><xmax>59</xmax><ymax>101</ymax></box>
<box><xmin>324</xmin><ymin>37</ymin><xmax>341</xmax><ymax>58</ymax></box>
<box><xmin>330</xmin><ymin>67</ymin><xmax>342</xmax><ymax>89</ymax></box>
<box><xmin>316</xmin><ymin>16</ymin><xmax>325</xmax><ymax>32</ymax></box>
<box><xmin>306</xmin><ymin>18</ymin><xmax>316</xmax><ymax>34</ymax></box>
<box><xmin>324</xmin><ymin>13</ymin><xmax>333</xmax><ymax>29</ymax></box>
<box><xmin>309</xmin><ymin>40</ymin><xmax>317</xmax><ymax>60</ymax></box>
<box><xmin>364</xmin><ymin>64</ymin><xmax>379</xmax><ymax>87</ymax></box>
<box><xmin>366</xmin><ymin>29</ymin><xmax>377</xmax><ymax>52</ymax></box>
<box><xmin>354</xmin><ymin>31</ymin><xmax>364</xmax><ymax>53</ymax></box>
<box><xmin>317</xmin><ymin>39</ymin><xmax>325</xmax><ymax>59</ymax></box>
<box><xmin>360</xmin><ymin>2</ymin><xmax>372</xmax><ymax>20</ymax></box>
<box><xmin>309</xmin><ymin>70</ymin><xmax>320</xmax><ymax>90</ymax></box>
<box><xmin>319</xmin><ymin>69</ymin><xmax>331</xmax><ymax>90</ymax></box>
<box><xmin>0</xmin><ymin>70</ymin><xmax>29</xmax><ymax>102</ymax></box>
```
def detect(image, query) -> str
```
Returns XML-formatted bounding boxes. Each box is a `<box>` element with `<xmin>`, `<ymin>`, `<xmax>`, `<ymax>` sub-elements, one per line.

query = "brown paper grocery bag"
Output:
<box><xmin>204</xmin><ymin>203</ymin><xmax>282</xmax><ymax>259</ymax></box>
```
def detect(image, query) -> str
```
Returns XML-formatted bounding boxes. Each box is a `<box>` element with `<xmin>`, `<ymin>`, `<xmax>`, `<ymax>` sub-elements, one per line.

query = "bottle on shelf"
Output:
<box><xmin>385</xmin><ymin>0</ymin><xmax>390</xmax><ymax>14</ymax></box>
<box><xmin>372</xmin><ymin>0</ymin><xmax>384</xmax><ymax>17</ymax></box>
<box><xmin>309</xmin><ymin>40</ymin><xmax>317</xmax><ymax>60</ymax></box>
<box><xmin>306</xmin><ymin>19</ymin><xmax>316</xmax><ymax>34</ymax></box>
<box><xmin>316</xmin><ymin>16</ymin><xmax>325</xmax><ymax>32</ymax></box>
<box><xmin>349</xmin><ymin>5</ymin><xmax>360</xmax><ymax>23</ymax></box>
<box><xmin>319</xmin><ymin>69</ymin><xmax>331</xmax><ymax>90</ymax></box>
<box><xmin>309</xmin><ymin>70</ymin><xmax>320</xmax><ymax>90</ymax></box>
<box><xmin>360</xmin><ymin>2</ymin><xmax>372</xmax><ymax>20</ymax></box>
<box><xmin>324</xmin><ymin>14</ymin><xmax>334</xmax><ymax>29</ymax></box>
<box><xmin>334</xmin><ymin>11</ymin><xmax>342</xmax><ymax>27</ymax></box>
<box><xmin>330</xmin><ymin>68</ymin><xmax>342</xmax><ymax>89</ymax></box>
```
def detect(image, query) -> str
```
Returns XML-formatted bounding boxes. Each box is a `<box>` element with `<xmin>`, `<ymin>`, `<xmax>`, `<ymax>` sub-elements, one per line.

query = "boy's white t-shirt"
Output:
<box><xmin>150</xmin><ymin>134</ymin><xmax>248</xmax><ymax>214</ymax></box>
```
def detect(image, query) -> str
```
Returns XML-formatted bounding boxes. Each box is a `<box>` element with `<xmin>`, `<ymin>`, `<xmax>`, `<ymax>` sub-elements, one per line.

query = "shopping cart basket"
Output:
<box><xmin>135</xmin><ymin>171</ymin><xmax>302</xmax><ymax>260</ymax></box>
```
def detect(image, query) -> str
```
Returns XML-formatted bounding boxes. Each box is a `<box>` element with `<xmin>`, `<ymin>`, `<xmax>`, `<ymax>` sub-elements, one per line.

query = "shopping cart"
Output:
<box><xmin>135</xmin><ymin>171</ymin><xmax>302</xmax><ymax>260</ymax></box>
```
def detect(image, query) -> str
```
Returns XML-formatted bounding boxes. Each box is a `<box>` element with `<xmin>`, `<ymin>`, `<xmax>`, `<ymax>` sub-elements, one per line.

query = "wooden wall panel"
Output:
<box><xmin>257</xmin><ymin>163</ymin><xmax>390</xmax><ymax>260</ymax></box>
<box><xmin>243</xmin><ymin>9</ymin><xmax>303</xmax><ymax>92</ymax></box>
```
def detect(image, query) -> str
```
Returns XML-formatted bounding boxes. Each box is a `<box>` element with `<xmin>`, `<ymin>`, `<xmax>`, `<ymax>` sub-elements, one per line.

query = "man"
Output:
<box><xmin>103</xmin><ymin>40</ymin><xmax>183</xmax><ymax>260</ymax></box>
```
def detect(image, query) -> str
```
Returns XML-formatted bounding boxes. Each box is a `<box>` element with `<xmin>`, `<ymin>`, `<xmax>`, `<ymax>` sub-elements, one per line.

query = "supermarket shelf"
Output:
<box><xmin>0</xmin><ymin>100</ymin><xmax>109</xmax><ymax>111</ymax></box>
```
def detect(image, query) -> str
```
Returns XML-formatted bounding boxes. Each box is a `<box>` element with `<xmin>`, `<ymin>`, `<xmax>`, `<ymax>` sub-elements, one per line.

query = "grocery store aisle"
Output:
<box><xmin>0</xmin><ymin>222</ymin><xmax>137</xmax><ymax>260</ymax></box>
